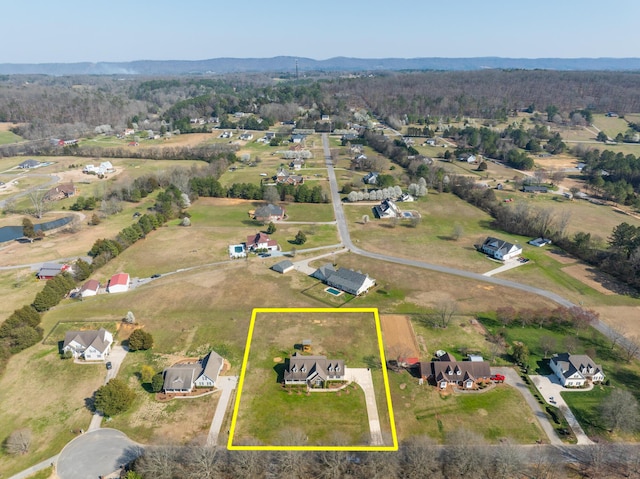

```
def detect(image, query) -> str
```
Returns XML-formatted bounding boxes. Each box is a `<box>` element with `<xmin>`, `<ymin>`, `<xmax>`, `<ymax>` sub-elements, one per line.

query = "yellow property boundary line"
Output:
<box><xmin>227</xmin><ymin>307</ymin><xmax>398</xmax><ymax>451</ymax></box>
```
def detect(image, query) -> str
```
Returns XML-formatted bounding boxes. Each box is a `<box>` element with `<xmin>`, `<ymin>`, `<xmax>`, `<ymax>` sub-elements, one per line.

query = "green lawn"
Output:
<box><xmin>0</xmin><ymin>130</ymin><xmax>22</xmax><ymax>145</ymax></box>
<box><xmin>561</xmin><ymin>386</ymin><xmax>612</xmax><ymax>439</ymax></box>
<box><xmin>388</xmin><ymin>371</ymin><xmax>544</xmax><ymax>443</ymax></box>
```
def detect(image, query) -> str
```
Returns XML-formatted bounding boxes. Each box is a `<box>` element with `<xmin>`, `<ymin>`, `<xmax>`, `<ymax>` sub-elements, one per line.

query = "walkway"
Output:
<box><xmin>206</xmin><ymin>376</ymin><xmax>238</xmax><ymax>446</ymax></box>
<box><xmin>494</xmin><ymin>367</ymin><xmax>562</xmax><ymax>445</ymax></box>
<box><xmin>483</xmin><ymin>258</ymin><xmax>528</xmax><ymax>277</ymax></box>
<box><xmin>530</xmin><ymin>374</ymin><xmax>594</xmax><ymax>445</ymax></box>
<box><xmin>344</xmin><ymin>367</ymin><xmax>384</xmax><ymax>446</ymax></box>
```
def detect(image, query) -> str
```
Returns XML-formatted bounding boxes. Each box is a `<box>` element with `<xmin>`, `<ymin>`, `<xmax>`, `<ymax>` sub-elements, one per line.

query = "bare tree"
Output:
<box><xmin>27</xmin><ymin>189</ymin><xmax>48</xmax><ymax>218</ymax></box>
<box><xmin>134</xmin><ymin>445</ymin><xmax>183</xmax><ymax>479</ymax></box>
<box><xmin>362</xmin><ymin>214</ymin><xmax>369</xmax><ymax>225</ymax></box>
<box><xmin>183</xmin><ymin>446</ymin><xmax>222</xmax><ymax>479</ymax></box>
<box><xmin>263</xmin><ymin>185</ymin><xmax>280</xmax><ymax>204</ymax></box>
<box><xmin>526</xmin><ymin>445</ymin><xmax>568</xmax><ymax>479</ymax></box>
<box><xmin>620</xmin><ymin>335</ymin><xmax>640</xmax><ymax>362</ymax></box>
<box><xmin>563</xmin><ymin>335</ymin><xmax>579</xmax><ymax>354</ymax></box>
<box><xmin>540</xmin><ymin>335</ymin><xmax>557</xmax><ymax>358</ymax></box>
<box><xmin>4</xmin><ymin>429</ymin><xmax>31</xmax><ymax>455</ymax></box>
<box><xmin>433</xmin><ymin>300</ymin><xmax>458</xmax><ymax>328</ymax></box>
<box><xmin>451</xmin><ymin>223</ymin><xmax>464</xmax><ymax>241</ymax></box>
<box><xmin>441</xmin><ymin>429</ymin><xmax>485</xmax><ymax>478</ymax></box>
<box><xmin>600</xmin><ymin>389</ymin><xmax>640</xmax><ymax>433</ymax></box>
<box><xmin>399</xmin><ymin>436</ymin><xmax>443</xmax><ymax>479</ymax></box>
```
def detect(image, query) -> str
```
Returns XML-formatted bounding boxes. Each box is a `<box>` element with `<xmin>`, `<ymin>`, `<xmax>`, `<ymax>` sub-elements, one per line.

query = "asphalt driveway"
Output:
<box><xmin>56</xmin><ymin>429</ymin><xmax>141</xmax><ymax>479</ymax></box>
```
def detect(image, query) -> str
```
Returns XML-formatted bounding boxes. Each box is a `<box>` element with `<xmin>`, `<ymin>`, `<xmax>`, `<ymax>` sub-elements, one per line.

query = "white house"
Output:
<box><xmin>480</xmin><ymin>237</ymin><xmax>522</xmax><ymax>261</ymax></box>
<box><xmin>373</xmin><ymin>199</ymin><xmax>401</xmax><ymax>219</ymax></box>
<box><xmin>107</xmin><ymin>272</ymin><xmax>130</xmax><ymax>293</ymax></box>
<box><xmin>62</xmin><ymin>328</ymin><xmax>113</xmax><ymax>361</ymax></box>
<box><xmin>80</xmin><ymin>279</ymin><xmax>100</xmax><ymax>297</ymax></box>
<box><xmin>550</xmin><ymin>353</ymin><xmax>605</xmax><ymax>387</ymax></box>
<box><xmin>246</xmin><ymin>232</ymin><xmax>278</xmax><ymax>252</ymax></box>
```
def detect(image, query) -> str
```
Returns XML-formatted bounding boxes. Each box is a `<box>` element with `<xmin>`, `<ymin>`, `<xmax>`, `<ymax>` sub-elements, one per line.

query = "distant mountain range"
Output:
<box><xmin>1</xmin><ymin>56</ymin><xmax>640</xmax><ymax>76</ymax></box>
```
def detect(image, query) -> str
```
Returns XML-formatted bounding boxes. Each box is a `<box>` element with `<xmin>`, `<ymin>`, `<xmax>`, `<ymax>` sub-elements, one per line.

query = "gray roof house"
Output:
<box><xmin>363</xmin><ymin>171</ymin><xmax>379</xmax><ymax>185</ymax></box>
<box><xmin>272</xmin><ymin>260</ymin><xmax>294</xmax><ymax>274</ymax></box>
<box><xmin>420</xmin><ymin>356</ymin><xmax>491</xmax><ymax>390</ymax></box>
<box><xmin>480</xmin><ymin>237</ymin><xmax>522</xmax><ymax>261</ymax></box>
<box><xmin>18</xmin><ymin>159</ymin><xmax>41</xmax><ymax>169</ymax></box>
<box><xmin>254</xmin><ymin>204</ymin><xmax>285</xmax><ymax>222</ymax></box>
<box><xmin>284</xmin><ymin>352</ymin><xmax>345</xmax><ymax>387</ymax></box>
<box><xmin>163</xmin><ymin>351</ymin><xmax>224</xmax><ymax>393</ymax></box>
<box><xmin>549</xmin><ymin>353</ymin><xmax>605</xmax><ymax>387</ymax></box>
<box><xmin>312</xmin><ymin>264</ymin><xmax>375</xmax><ymax>296</ymax></box>
<box><xmin>62</xmin><ymin>328</ymin><xmax>113</xmax><ymax>361</ymax></box>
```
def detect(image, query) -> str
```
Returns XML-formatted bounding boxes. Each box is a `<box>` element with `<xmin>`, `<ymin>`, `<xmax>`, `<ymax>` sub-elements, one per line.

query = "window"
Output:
<box><xmin>301</xmin><ymin>366</ymin><xmax>306</xmax><ymax>373</ymax></box>
<box><xmin>335</xmin><ymin>365</ymin><xmax>340</xmax><ymax>372</ymax></box>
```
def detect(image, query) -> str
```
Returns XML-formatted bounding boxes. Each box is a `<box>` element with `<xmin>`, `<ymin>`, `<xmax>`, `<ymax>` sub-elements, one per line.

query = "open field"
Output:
<box><xmin>0</xmin><ymin>130</ymin><xmax>22</xmax><ymax>145</ymax></box>
<box><xmin>345</xmin><ymin>192</ymin><xmax>515</xmax><ymax>274</ymax></box>
<box><xmin>591</xmin><ymin>114</ymin><xmax>630</xmax><ymax>138</ymax></box>
<box><xmin>231</xmin><ymin>311</ymin><xmax>390</xmax><ymax>446</ymax></box>
<box><xmin>380</xmin><ymin>314</ymin><xmax>420</xmax><ymax>361</ymax></box>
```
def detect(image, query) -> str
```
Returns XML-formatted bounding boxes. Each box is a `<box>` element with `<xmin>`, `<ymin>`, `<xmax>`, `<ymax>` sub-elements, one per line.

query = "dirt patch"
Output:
<box><xmin>273</xmin><ymin>356</ymin><xmax>282</xmax><ymax>362</ymax></box>
<box><xmin>547</xmin><ymin>248</ymin><xmax>577</xmax><ymax>264</ymax></box>
<box><xmin>562</xmin><ymin>263</ymin><xmax>635</xmax><ymax>296</ymax></box>
<box><xmin>593</xmin><ymin>306</ymin><xmax>640</xmax><ymax>338</ymax></box>
<box><xmin>380</xmin><ymin>315</ymin><xmax>421</xmax><ymax>360</ymax></box>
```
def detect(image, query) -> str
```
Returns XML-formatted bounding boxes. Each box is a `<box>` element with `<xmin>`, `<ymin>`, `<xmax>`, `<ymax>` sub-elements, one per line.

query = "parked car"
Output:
<box><xmin>106</xmin><ymin>361</ymin><xmax>113</xmax><ymax>370</ymax></box>
<box><xmin>490</xmin><ymin>374</ymin><xmax>505</xmax><ymax>382</ymax></box>
<box><xmin>151</xmin><ymin>274</ymin><xmax>161</xmax><ymax>279</ymax></box>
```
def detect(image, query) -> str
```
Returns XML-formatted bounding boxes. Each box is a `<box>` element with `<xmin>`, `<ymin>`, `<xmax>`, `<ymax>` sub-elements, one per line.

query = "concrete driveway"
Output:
<box><xmin>88</xmin><ymin>344</ymin><xmax>129</xmax><ymax>431</ymax></box>
<box><xmin>206</xmin><ymin>376</ymin><xmax>238</xmax><ymax>446</ymax></box>
<box><xmin>56</xmin><ymin>429</ymin><xmax>142</xmax><ymax>479</ymax></box>
<box><xmin>345</xmin><ymin>367</ymin><xmax>384</xmax><ymax>446</ymax></box>
<box><xmin>530</xmin><ymin>374</ymin><xmax>593</xmax><ymax>445</ymax></box>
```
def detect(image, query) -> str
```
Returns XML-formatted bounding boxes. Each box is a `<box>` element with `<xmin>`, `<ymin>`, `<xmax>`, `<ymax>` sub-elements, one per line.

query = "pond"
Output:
<box><xmin>0</xmin><ymin>216</ymin><xmax>74</xmax><ymax>243</ymax></box>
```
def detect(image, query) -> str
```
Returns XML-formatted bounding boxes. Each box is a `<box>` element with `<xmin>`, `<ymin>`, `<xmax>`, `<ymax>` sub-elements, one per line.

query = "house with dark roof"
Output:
<box><xmin>283</xmin><ymin>352</ymin><xmax>345</xmax><ymax>388</ymax></box>
<box><xmin>362</xmin><ymin>171</ymin><xmax>379</xmax><ymax>185</ymax></box>
<box><xmin>373</xmin><ymin>199</ymin><xmax>401</xmax><ymax>219</ymax></box>
<box><xmin>37</xmin><ymin>262</ymin><xmax>70</xmax><ymax>280</ymax></box>
<box><xmin>523</xmin><ymin>185</ymin><xmax>548</xmax><ymax>193</ymax></box>
<box><xmin>549</xmin><ymin>353</ymin><xmax>604</xmax><ymax>387</ymax></box>
<box><xmin>420</xmin><ymin>355</ymin><xmax>491</xmax><ymax>390</ymax></box>
<box><xmin>18</xmin><ymin>159</ymin><xmax>41</xmax><ymax>169</ymax></box>
<box><xmin>311</xmin><ymin>264</ymin><xmax>375</xmax><ymax>296</ymax></box>
<box><xmin>62</xmin><ymin>328</ymin><xmax>113</xmax><ymax>361</ymax></box>
<box><xmin>254</xmin><ymin>204</ymin><xmax>285</xmax><ymax>223</ymax></box>
<box><xmin>246</xmin><ymin>232</ymin><xmax>278</xmax><ymax>252</ymax></box>
<box><xmin>272</xmin><ymin>260</ymin><xmax>294</xmax><ymax>274</ymax></box>
<box><xmin>480</xmin><ymin>237</ymin><xmax>522</xmax><ymax>261</ymax></box>
<box><xmin>162</xmin><ymin>351</ymin><xmax>224</xmax><ymax>393</ymax></box>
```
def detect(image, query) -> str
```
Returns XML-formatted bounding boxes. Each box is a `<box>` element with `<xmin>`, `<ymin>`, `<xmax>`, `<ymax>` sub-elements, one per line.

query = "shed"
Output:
<box><xmin>271</xmin><ymin>260</ymin><xmax>294</xmax><ymax>274</ymax></box>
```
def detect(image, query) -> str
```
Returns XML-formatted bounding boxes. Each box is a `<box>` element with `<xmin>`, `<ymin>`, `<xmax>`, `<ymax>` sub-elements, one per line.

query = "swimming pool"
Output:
<box><xmin>325</xmin><ymin>287</ymin><xmax>343</xmax><ymax>296</ymax></box>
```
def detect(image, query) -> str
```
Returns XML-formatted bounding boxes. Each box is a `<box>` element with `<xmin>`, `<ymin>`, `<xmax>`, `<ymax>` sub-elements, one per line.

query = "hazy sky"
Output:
<box><xmin>5</xmin><ymin>0</ymin><xmax>640</xmax><ymax>63</ymax></box>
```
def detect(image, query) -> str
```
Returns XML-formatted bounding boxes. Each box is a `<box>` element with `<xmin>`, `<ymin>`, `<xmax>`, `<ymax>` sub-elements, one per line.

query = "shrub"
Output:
<box><xmin>128</xmin><ymin>329</ymin><xmax>154</xmax><ymax>351</ymax></box>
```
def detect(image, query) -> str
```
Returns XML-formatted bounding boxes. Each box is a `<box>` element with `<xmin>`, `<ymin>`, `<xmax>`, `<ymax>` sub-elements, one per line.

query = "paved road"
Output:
<box><xmin>8</xmin><ymin>455</ymin><xmax>59</xmax><ymax>479</ymax></box>
<box><xmin>320</xmin><ymin>134</ymin><xmax>626</xmax><ymax>355</ymax></box>
<box><xmin>56</xmin><ymin>429</ymin><xmax>141</xmax><ymax>479</ymax></box>
<box><xmin>344</xmin><ymin>367</ymin><xmax>384</xmax><ymax>446</ymax></box>
<box><xmin>495</xmin><ymin>367</ymin><xmax>563</xmax><ymax>446</ymax></box>
<box><xmin>206</xmin><ymin>376</ymin><xmax>238</xmax><ymax>446</ymax></box>
<box><xmin>531</xmin><ymin>374</ymin><xmax>593</xmax><ymax>445</ymax></box>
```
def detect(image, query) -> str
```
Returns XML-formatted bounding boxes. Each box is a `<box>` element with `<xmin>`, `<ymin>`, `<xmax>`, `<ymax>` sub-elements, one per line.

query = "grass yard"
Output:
<box><xmin>0</xmin><ymin>129</ymin><xmax>22</xmax><ymax>145</ymax></box>
<box><xmin>43</xmin><ymin>320</ymin><xmax>119</xmax><ymax>345</ymax></box>
<box><xmin>0</xmin><ymin>345</ymin><xmax>104</xmax><ymax>477</ymax></box>
<box><xmin>345</xmin><ymin>192</ymin><xmax>515</xmax><ymax>273</ymax></box>
<box><xmin>591</xmin><ymin>114</ymin><xmax>631</xmax><ymax>138</ymax></box>
<box><xmin>231</xmin><ymin>311</ymin><xmax>390</xmax><ymax>446</ymax></box>
<box><xmin>387</xmin><ymin>371</ymin><xmax>544</xmax><ymax>443</ymax></box>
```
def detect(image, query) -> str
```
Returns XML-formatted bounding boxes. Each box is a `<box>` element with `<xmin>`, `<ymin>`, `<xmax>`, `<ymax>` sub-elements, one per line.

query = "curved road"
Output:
<box><xmin>321</xmin><ymin>134</ymin><xmax>619</xmax><ymax>343</ymax></box>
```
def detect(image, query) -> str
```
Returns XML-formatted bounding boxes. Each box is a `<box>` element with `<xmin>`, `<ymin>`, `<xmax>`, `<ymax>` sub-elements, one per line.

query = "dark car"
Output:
<box><xmin>106</xmin><ymin>361</ymin><xmax>113</xmax><ymax>370</ymax></box>
<box><xmin>151</xmin><ymin>274</ymin><xmax>161</xmax><ymax>279</ymax></box>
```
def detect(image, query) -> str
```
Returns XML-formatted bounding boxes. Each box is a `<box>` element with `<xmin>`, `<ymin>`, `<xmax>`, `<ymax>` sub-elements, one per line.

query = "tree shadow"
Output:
<box><xmin>273</xmin><ymin>360</ymin><xmax>288</xmax><ymax>383</ymax></box>
<box><xmin>84</xmin><ymin>394</ymin><xmax>96</xmax><ymax>413</ymax></box>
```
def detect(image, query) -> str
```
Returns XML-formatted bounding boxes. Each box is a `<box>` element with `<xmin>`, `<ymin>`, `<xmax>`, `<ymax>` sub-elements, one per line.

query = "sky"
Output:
<box><xmin>4</xmin><ymin>0</ymin><xmax>640</xmax><ymax>63</ymax></box>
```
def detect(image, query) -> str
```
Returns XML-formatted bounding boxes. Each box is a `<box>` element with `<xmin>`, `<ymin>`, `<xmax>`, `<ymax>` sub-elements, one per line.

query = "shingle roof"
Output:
<box><xmin>272</xmin><ymin>260</ymin><xmax>294</xmax><ymax>273</ymax></box>
<box><xmin>63</xmin><ymin>328</ymin><xmax>112</xmax><ymax>354</ymax></box>
<box><xmin>255</xmin><ymin>204</ymin><xmax>284</xmax><ymax>218</ymax></box>
<box><xmin>283</xmin><ymin>353</ymin><xmax>345</xmax><ymax>382</ymax></box>
<box><xmin>200</xmin><ymin>351</ymin><xmax>223</xmax><ymax>383</ymax></box>
<box><xmin>109</xmin><ymin>272</ymin><xmax>129</xmax><ymax>286</ymax></box>
<box><xmin>38</xmin><ymin>262</ymin><xmax>65</xmax><ymax>277</ymax></box>
<box><xmin>422</xmin><ymin>359</ymin><xmax>491</xmax><ymax>383</ymax></box>
<box><xmin>80</xmin><ymin>279</ymin><xmax>100</xmax><ymax>293</ymax></box>
<box><xmin>327</xmin><ymin>268</ymin><xmax>371</xmax><ymax>293</ymax></box>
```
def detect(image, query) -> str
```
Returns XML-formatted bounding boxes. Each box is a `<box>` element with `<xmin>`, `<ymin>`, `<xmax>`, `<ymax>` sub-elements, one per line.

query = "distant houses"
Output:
<box><xmin>162</xmin><ymin>350</ymin><xmax>225</xmax><ymax>393</ymax></box>
<box><xmin>18</xmin><ymin>159</ymin><xmax>41</xmax><ymax>169</ymax></box>
<box><xmin>83</xmin><ymin>161</ymin><xmax>115</xmax><ymax>176</ymax></box>
<box><xmin>275</xmin><ymin>168</ymin><xmax>304</xmax><ymax>186</ymax></box>
<box><xmin>362</xmin><ymin>172</ymin><xmax>379</xmax><ymax>185</ymax></box>
<box><xmin>312</xmin><ymin>264</ymin><xmax>375</xmax><ymax>296</ymax></box>
<box><xmin>522</xmin><ymin>185</ymin><xmax>548</xmax><ymax>193</ymax></box>
<box><xmin>37</xmin><ymin>262</ymin><xmax>70</xmax><ymax>280</ymax></box>
<box><xmin>480</xmin><ymin>237</ymin><xmax>522</xmax><ymax>261</ymax></box>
